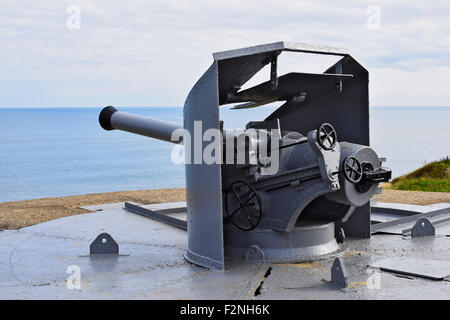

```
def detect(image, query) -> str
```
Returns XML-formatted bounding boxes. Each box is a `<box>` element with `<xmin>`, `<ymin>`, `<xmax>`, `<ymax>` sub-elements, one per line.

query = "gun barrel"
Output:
<box><xmin>99</xmin><ymin>106</ymin><xmax>183</xmax><ymax>144</ymax></box>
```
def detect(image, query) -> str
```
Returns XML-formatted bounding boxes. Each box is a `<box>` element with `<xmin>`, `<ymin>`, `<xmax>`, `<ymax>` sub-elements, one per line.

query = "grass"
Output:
<box><xmin>391</xmin><ymin>157</ymin><xmax>450</xmax><ymax>192</ymax></box>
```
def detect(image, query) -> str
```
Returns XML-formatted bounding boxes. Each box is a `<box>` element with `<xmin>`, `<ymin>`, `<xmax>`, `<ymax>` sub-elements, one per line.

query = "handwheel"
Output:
<box><xmin>317</xmin><ymin>123</ymin><xmax>337</xmax><ymax>150</ymax></box>
<box><xmin>343</xmin><ymin>156</ymin><xmax>363</xmax><ymax>183</ymax></box>
<box><xmin>224</xmin><ymin>181</ymin><xmax>262</xmax><ymax>231</ymax></box>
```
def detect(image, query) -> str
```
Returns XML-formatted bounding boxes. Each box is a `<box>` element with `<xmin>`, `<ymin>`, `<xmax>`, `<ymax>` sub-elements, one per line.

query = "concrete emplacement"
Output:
<box><xmin>1</xmin><ymin>201</ymin><xmax>450</xmax><ymax>299</ymax></box>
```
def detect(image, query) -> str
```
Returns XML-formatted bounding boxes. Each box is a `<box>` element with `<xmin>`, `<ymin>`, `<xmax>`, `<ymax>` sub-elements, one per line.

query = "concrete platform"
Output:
<box><xmin>0</xmin><ymin>202</ymin><xmax>449</xmax><ymax>299</ymax></box>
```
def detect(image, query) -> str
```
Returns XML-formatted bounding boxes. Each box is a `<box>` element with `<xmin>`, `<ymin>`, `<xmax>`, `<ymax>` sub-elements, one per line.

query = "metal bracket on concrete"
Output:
<box><xmin>411</xmin><ymin>218</ymin><xmax>435</xmax><ymax>238</ymax></box>
<box><xmin>245</xmin><ymin>245</ymin><xmax>265</xmax><ymax>262</ymax></box>
<box><xmin>90</xmin><ymin>233</ymin><xmax>119</xmax><ymax>255</ymax></box>
<box><xmin>331</xmin><ymin>258</ymin><xmax>348</xmax><ymax>289</ymax></box>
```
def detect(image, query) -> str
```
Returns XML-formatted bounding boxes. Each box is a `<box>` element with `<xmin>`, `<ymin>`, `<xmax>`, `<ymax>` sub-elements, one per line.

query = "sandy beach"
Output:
<box><xmin>0</xmin><ymin>187</ymin><xmax>449</xmax><ymax>230</ymax></box>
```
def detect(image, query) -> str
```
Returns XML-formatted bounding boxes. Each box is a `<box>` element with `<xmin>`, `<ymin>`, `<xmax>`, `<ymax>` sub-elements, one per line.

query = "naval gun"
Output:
<box><xmin>99</xmin><ymin>42</ymin><xmax>391</xmax><ymax>270</ymax></box>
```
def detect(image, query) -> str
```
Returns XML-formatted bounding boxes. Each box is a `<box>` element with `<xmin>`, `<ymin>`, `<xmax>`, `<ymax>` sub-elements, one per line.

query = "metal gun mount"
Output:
<box><xmin>99</xmin><ymin>42</ymin><xmax>391</xmax><ymax>270</ymax></box>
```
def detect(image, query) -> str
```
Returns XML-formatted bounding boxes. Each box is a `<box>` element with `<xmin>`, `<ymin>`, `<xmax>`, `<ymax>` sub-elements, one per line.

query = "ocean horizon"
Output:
<box><xmin>1</xmin><ymin>106</ymin><xmax>449</xmax><ymax>202</ymax></box>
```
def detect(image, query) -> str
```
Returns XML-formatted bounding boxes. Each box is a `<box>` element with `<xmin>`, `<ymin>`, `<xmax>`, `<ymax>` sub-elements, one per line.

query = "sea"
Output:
<box><xmin>0</xmin><ymin>106</ymin><xmax>449</xmax><ymax>202</ymax></box>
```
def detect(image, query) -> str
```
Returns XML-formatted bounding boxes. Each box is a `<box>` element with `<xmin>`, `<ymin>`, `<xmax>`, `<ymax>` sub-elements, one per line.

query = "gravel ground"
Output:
<box><xmin>375</xmin><ymin>189</ymin><xmax>450</xmax><ymax>205</ymax></box>
<box><xmin>0</xmin><ymin>187</ymin><xmax>448</xmax><ymax>230</ymax></box>
<box><xmin>0</xmin><ymin>188</ymin><xmax>185</xmax><ymax>230</ymax></box>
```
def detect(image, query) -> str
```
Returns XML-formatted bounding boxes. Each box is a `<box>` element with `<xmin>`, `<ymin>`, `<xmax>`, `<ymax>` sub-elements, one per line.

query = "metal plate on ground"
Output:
<box><xmin>373</xmin><ymin>218</ymin><xmax>450</xmax><ymax>236</ymax></box>
<box><xmin>371</xmin><ymin>202</ymin><xmax>450</xmax><ymax>215</ymax></box>
<box><xmin>370</xmin><ymin>257</ymin><xmax>450</xmax><ymax>280</ymax></box>
<box><xmin>371</xmin><ymin>206</ymin><xmax>450</xmax><ymax>236</ymax></box>
<box><xmin>124</xmin><ymin>202</ymin><xmax>187</xmax><ymax>231</ymax></box>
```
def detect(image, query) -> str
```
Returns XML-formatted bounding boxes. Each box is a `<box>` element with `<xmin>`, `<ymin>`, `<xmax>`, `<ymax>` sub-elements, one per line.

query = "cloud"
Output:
<box><xmin>0</xmin><ymin>0</ymin><xmax>449</xmax><ymax>107</ymax></box>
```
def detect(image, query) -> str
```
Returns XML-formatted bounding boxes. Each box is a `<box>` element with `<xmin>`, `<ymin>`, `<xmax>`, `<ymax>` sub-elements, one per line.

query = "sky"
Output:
<box><xmin>1</xmin><ymin>0</ymin><xmax>450</xmax><ymax>108</ymax></box>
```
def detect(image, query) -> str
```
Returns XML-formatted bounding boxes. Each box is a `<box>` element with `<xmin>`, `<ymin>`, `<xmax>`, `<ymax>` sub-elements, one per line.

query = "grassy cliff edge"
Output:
<box><xmin>390</xmin><ymin>157</ymin><xmax>450</xmax><ymax>192</ymax></box>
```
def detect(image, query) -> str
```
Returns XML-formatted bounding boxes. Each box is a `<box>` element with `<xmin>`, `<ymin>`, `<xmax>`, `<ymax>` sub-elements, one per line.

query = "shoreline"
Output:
<box><xmin>0</xmin><ymin>188</ymin><xmax>449</xmax><ymax>230</ymax></box>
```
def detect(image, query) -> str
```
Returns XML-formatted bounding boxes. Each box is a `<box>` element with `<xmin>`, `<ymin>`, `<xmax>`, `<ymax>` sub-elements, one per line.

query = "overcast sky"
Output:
<box><xmin>1</xmin><ymin>0</ymin><xmax>449</xmax><ymax>107</ymax></box>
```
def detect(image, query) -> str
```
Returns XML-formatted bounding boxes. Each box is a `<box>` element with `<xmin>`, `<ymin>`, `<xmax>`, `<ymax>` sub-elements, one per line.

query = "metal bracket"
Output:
<box><xmin>411</xmin><ymin>218</ymin><xmax>435</xmax><ymax>237</ymax></box>
<box><xmin>90</xmin><ymin>233</ymin><xmax>119</xmax><ymax>255</ymax></box>
<box><xmin>331</xmin><ymin>258</ymin><xmax>348</xmax><ymax>288</ymax></box>
<box><xmin>245</xmin><ymin>245</ymin><xmax>265</xmax><ymax>262</ymax></box>
<box><xmin>307</xmin><ymin>126</ymin><xmax>341</xmax><ymax>189</ymax></box>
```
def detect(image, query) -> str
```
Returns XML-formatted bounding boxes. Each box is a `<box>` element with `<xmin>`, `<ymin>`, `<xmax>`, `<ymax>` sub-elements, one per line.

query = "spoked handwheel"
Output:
<box><xmin>317</xmin><ymin>123</ymin><xmax>337</xmax><ymax>150</ymax></box>
<box><xmin>343</xmin><ymin>156</ymin><xmax>363</xmax><ymax>183</ymax></box>
<box><xmin>224</xmin><ymin>181</ymin><xmax>262</xmax><ymax>231</ymax></box>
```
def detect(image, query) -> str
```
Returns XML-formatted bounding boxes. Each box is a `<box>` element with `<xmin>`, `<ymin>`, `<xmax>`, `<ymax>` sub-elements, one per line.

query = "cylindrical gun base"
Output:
<box><xmin>224</xmin><ymin>222</ymin><xmax>343</xmax><ymax>263</ymax></box>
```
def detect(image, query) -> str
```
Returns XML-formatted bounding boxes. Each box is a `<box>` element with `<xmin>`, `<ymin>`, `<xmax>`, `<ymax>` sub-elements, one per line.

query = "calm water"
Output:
<box><xmin>0</xmin><ymin>107</ymin><xmax>449</xmax><ymax>202</ymax></box>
